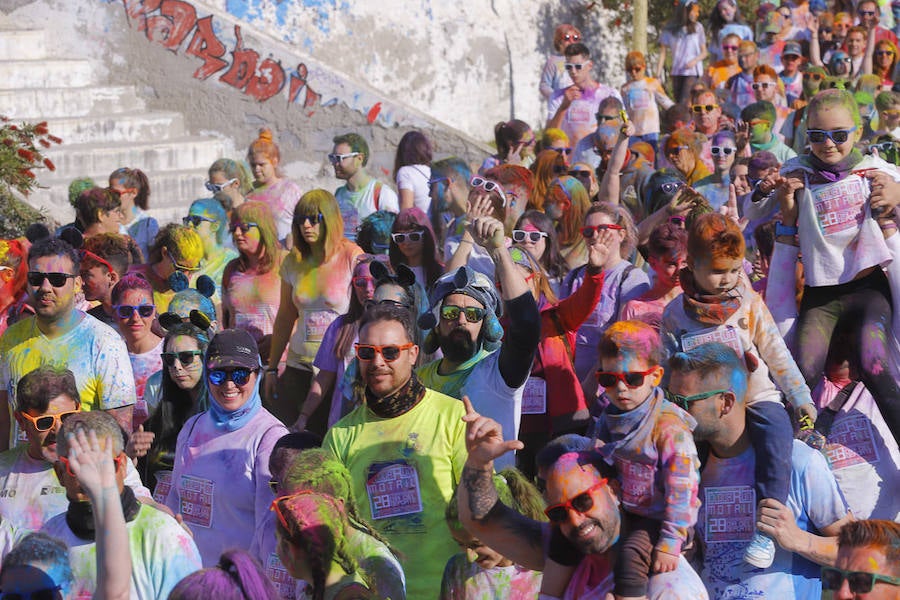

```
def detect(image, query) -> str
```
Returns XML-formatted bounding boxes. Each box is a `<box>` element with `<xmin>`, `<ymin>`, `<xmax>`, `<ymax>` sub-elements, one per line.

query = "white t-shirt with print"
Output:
<box><xmin>335</xmin><ymin>178</ymin><xmax>399</xmax><ymax>240</ymax></box>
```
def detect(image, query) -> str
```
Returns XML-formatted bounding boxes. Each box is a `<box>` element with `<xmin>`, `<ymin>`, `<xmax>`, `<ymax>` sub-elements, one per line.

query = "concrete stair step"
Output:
<box><xmin>39</xmin><ymin>111</ymin><xmax>186</xmax><ymax>145</ymax></box>
<box><xmin>0</xmin><ymin>30</ymin><xmax>46</xmax><ymax>61</ymax></box>
<box><xmin>45</xmin><ymin>137</ymin><xmax>226</xmax><ymax>176</ymax></box>
<box><xmin>28</xmin><ymin>169</ymin><xmax>217</xmax><ymax>225</ymax></box>
<box><xmin>0</xmin><ymin>86</ymin><xmax>146</xmax><ymax>119</ymax></box>
<box><xmin>0</xmin><ymin>59</ymin><xmax>94</xmax><ymax>89</ymax></box>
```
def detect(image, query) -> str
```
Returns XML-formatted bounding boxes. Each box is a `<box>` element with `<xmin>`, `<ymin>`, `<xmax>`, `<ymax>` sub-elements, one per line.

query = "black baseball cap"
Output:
<box><xmin>206</xmin><ymin>329</ymin><xmax>259</xmax><ymax>370</ymax></box>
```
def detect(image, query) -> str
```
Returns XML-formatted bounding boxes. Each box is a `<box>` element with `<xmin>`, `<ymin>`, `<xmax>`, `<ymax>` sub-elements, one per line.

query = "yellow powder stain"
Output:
<box><xmin>868</xmin><ymin>556</ymin><xmax>881</xmax><ymax>570</ymax></box>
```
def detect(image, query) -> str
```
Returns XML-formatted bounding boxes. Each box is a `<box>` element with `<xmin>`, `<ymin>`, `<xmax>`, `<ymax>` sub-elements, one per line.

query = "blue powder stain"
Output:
<box><xmin>225</xmin><ymin>0</ymin><xmax>252</xmax><ymax>21</ymax></box>
<box><xmin>275</xmin><ymin>1</ymin><xmax>288</xmax><ymax>26</ymax></box>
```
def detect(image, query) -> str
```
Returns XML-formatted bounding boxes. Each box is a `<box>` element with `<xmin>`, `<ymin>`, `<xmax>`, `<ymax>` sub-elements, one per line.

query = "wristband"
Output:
<box><xmin>880</xmin><ymin>221</ymin><xmax>898</xmax><ymax>231</ymax></box>
<box><xmin>775</xmin><ymin>222</ymin><xmax>798</xmax><ymax>236</ymax></box>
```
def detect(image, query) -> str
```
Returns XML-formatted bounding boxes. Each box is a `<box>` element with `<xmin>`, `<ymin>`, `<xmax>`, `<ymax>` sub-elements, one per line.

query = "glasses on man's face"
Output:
<box><xmin>807</xmin><ymin>127</ymin><xmax>856</xmax><ymax>144</ymax></box>
<box><xmin>162</xmin><ymin>350</ymin><xmax>203</xmax><ymax>368</ymax></box>
<box><xmin>469</xmin><ymin>176</ymin><xmax>508</xmax><ymax>206</ymax></box>
<box><xmin>752</xmin><ymin>82</ymin><xmax>775</xmax><ymax>90</ymax></box>
<box><xmin>205</xmin><ymin>178</ymin><xmax>238</xmax><ymax>193</ymax></box>
<box><xmin>596</xmin><ymin>114</ymin><xmax>619</xmax><ymax>123</ymax></box>
<box><xmin>595</xmin><ymin>368</ymin><xmax>657</xmax><ymax>388</ymax></box>
<box><xmin>691</xmin><ymin>104</ymin><xmax>718</xmax><ymax>113</ymax></box>
<box><xmin>391</xmin><ymin>231</ymin><xmax>424</xmax><ymax>244</ymax></box>
<box><xmin>440</xmin><ymin>305</ymin><xmax>486</xmax><ymax>323</ymax></box>
<box><xmin>327</xmin><ymin>152</ymin><xmax>360</xmax><ymax>164</ymax></box>
<box><xmin>208</xmin><ymin>368</ymin><xmax>256</xmax><ymax>387</ymax></box>
<box><xmin>0</xmin><ymin>585</ymin><xmax>63</xmax><ymax>600</ymax></box>
<box><xmin>228</xmin><ymin>221</ymin><xmax>259</xmax><ymax>234</ymax></box>
<box><xmin>858</xmin><ymin>9</ymin><xmax>877</xmax><ymax>16</ymax></box>
<box><xmin>18</xmin><ymin>410</ymin><xmax>79</xmax><ymax>432</ymax></box>
<box><xmin>512</xmin><ymin>229</ymin><xmax>548</xmax><ymax>243</ymax></box>
<box><xmin>114</xmin><ymin>304</ymin><xmax>154</xmax><ymax>320</ymax></box>
<box><xmin>544</xmin><ymin>480</ymin><xmax>608</xmax><ymax>523</ymax></box>
<box><xmin>354</xmin><ymin>342</ymin><xmax>414</xmax><ymax>362</ymax></box>
<box><xmin>27</xmin><ymin>272</ymin><xmax>76</xmax><ymax>288</ymax></box>
<box><xmin>821</xmin><ymin>566</ymin><xmax>900</xmax><ymax>593</ymax></box>
<box><xmin>711</xmin><ymin>146</ymin><xmax>736</xmax><ymax>156</ymax></box>
<box><xmin>294</xmin><ymin>213</ymin><xmax>324</xmax><ymax>227</ymax></box>
<box><xmin>564</xmin><ymin>62</ymin><xmax>587</xmax><ymax>71</ymax></box>
<box><xmin>803</xmin><ymin>72</ymin><xmax>824</xmax><ymax>81</ymax></box>
<box><xmin>58</xmin><ymin>453</ymin><xmax>126</xmax><ymax>478</ymax></box>
<box><xmin>667</xmin><ymin>388</ymin><xmax>729</xmax><ymax>411</ymax></box>
<box><xmin>183</xmin><ymin>215</ymin><xmax>215</xmax><ymax>228</ymax></box>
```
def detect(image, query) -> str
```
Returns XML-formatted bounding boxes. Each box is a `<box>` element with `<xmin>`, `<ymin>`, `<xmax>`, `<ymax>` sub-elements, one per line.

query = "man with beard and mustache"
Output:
<box><xmin>324</xmin><ymin>302</ymin><xmax>466</xmax><ymax>599</ymax></box>
<box><xmin>0</xmin><ymin>236</ymin><xmax>135</xmax><ymax>450</ymax></box>
<box><xmin>456</xmin><ymin>397</ymin><xmax>708</xmax><ymax>599</ymax></box>
<box><xmin>417</xmin><ymin>216</ymin><xmax>541</xmax><ymax>470</ymax></box>
<box><xmin>0</xmin><ymin>366</ymin><xmax>150</xmax><ymax>531</ymax></box>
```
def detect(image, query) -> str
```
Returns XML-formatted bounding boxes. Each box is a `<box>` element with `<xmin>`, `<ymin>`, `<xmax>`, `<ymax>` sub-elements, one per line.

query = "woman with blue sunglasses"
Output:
<box><xmin>164</xmin><ymin>328</ymin><xmax>288</xmax><ymax>567</ymax></box>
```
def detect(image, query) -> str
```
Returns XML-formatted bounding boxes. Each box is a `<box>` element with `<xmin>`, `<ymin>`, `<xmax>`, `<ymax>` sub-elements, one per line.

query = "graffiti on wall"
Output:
<box><xmin>119</xmin><ymin>0</ymin><xmax>321</xmax><ymax>111</ymax></box>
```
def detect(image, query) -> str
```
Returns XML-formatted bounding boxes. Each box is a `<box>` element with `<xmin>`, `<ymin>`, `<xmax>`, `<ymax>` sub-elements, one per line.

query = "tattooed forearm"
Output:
<box><xmin>463</xmin><ymin>465</ymin><xmax>499</xmax><ymax>520</ymax></box>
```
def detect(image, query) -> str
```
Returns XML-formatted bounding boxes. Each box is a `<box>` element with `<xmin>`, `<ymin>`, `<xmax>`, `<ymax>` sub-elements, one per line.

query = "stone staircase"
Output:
<box><xmin>0</xmin><ymin>28</ymin><xmax>228</xmax><ymax>226</ymax></box>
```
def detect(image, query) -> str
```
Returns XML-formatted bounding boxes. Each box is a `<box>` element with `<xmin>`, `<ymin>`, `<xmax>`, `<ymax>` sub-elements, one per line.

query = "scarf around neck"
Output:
<box><xmin>66</xmin><ymin>486</ymin><xmax>140</xmax><ymax>541</ymax></box>
<box><xmin>800</xmin><ymin>148</ymin><xmax>864</xmax><ymax>184</ymax></box>
<box><xmin>365</xmin><ymin>372</ymin><xmax>427</xmax><ymax>418</ymax></box>
<box><xmin>679</xmin><ymin>267</ymin><xmax>743</xmax><ymax>325</ymax></box>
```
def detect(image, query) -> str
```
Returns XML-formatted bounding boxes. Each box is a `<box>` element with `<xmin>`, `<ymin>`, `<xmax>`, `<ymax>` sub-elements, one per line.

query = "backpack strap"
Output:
<box><xmin>613</xmin><ymin>264</ymin><xmax>636</xmax><ymax>321</ymax></box>
<box><xmin>814</xmin><ymin>381</ymin><xmax>859</xmax><ymax>438</ymax></box>
<box><xmin>373</xmin><ymin>181</ymin><xmax>382</xmax><ymax>211</ymax></box>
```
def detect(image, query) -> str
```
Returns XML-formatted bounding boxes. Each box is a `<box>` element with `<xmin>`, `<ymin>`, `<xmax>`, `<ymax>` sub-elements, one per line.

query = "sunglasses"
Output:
<box><xmin>228</xmin><ymin>221</ymin><xmax>259</xmax><ymax>234</ymax></box>
<box><xmin>660</xmin><ymin>181</ymin><xmax>684</xmax><ymax>195</ymax></box>
<box><xmin>351</xmin><ymin>276</ymin><xmax>374</xmax><ymax>289</ymax></box>
<box><xmin>821</xmin><ymin>566</ymin><xmax>900</xmax><ymax>593</ymax></box>
<box><xmin>580</xmin><ymin>224</ymin><xmax>623</xmax><ymax>238</ymax></box>
<box><xmin>294</xmin><ymin>213</ymin><xmax>324</xmax><ymax>226</ymax></box>
<box><xmin>544</xmin><ymin>480</ymin><xmax>608</xmax><ymax>523</ymax></box>
<box><xmin>327</xmin><ymin>152</ymin><xmax>360</xmax><ymax>164</ymax></box>
<box><xmin>391</xmin><ymin>231</ymin><xmax>424</xmax><ymax>243</ymax></box>
<box><xmin>512</xmin><ymin>229</ymin><xmax>548</xmax><ymax>243</ymax></box>
<box><xmin>27</xmin><ymin>272</ymin><xmax>76</xmax><ymax>287</ymax></box>
<box><xmin>596</xmin><ymin>114</ymin><xmax>619</xmax><ymax>122</ymax></box>
<box><xmin>667</xmin><ymin>388</ymin><xmax>729</xmax><ymax>411</ymax></box>
<box><xmin>354</xmin><ymin>342</ymin><xmax>414</xmax><ymax>361</ymax></box>
<box><xmin>871</xmin><ymin>141</ymin><xmax>899</xmax><ymax>153</ymax></box>
<box><xmin>876</xmin><ymin>49</ymin><xmax>895</xmax><ymax>56</ymax></box>
<box><xmin>752</xmin><ymin>82</ymin><xmax>775</xmax><ymax>90</ymax></box>
<box><xmin>691</xmin><ymin>104</ymin><xmax>718</xmax><ymax>113</ymax></box>
<box><xmin>162</xmin><ymin>350</ymin><xmax>204</xmax><ymax>367</ymax></box>
<box><xmin>807</xmin><ymin>127</ymin><xmax>856</xmax><ymax>144</ymax></box>
<box><xmin>205</xmin><ymin>178</ymin><xmax>238</xmax><ymax>193</ymax></box>
<box><xmin>626</xmin><ymin>66</ymin><xmax>644</xmax><ymax>73</ymax></box>
<box><xmin>208</xmin><ymin>368</ymin><xmax>256</xmax><ymax>386</ymax></box>
<box><xmin>114</xmin><ymin>304</ymin><xmax>154</xmax><ymax>320</ymax></box>
<box><xmin>665</xmin><ymin>145</ymin><xmax>689</xmax><ymax>155</ymax></box>
<box><xmin>711</xmin><ymin>146</ymin><xmax>736</xmax><ymax>156</ymax></box>
<box><xmin>553</xmin><ymin>164</ymin><xmax>569</xmax><ymax>175</ymax></box>
<box><xmin>59</xmin><ymin>452</ymin><xmax>126</xmax><ymax>478</ymax></box>
<box><xmin>563</xmin><ymin>33</ymin><xmax>581</xmax><ymax>41</ymax></box>
<box><xmin>18</xmin><ymin>410</ymin><xmax>79</xmax><ymax>432</ymax></box>
<box><xmin>821</xmin><ymin>27</ymin><xmax>833</xmax><ymax>33</ymax></box>
<box><xmin>440</xmin><ymin>305</ymin><xmax>486</xmax><ymax>323</ymax></box>
<box><xmin>835</xmin><ymin>56</ymin><xmax>853</xmax><ymax>63</ymax></box>
<box><xmin>183</xmin><ymin>215</ymin><xmax>216</xmax><ymax>228</ymax></box>
<box><xmin>168</xmin><ymin>254</ymin><xmax>200</xmax><ymax>273</ymax></box>
<box><xmin>569</xmin><ymin>169</ymin><xmax>591</xmax><ymax>181</ymax></box>
<box><xmin>79</xmin><ymin>249</ymin><xmax>114</xmax><ymax>274</ymax></box>
<box><xmin>858</xmin><ymin>9</ymin><xmax>877</xmax><ymax>15</ymax></box>
<box><xmin>564</xmin><ymin>63</ymin><xmax>587</xmax><ymax>71</ymax></box>
<box><xmin>595</xmin><ymin>368</ymin><xmax>657</xmax><ymax>388</ymax></box>
<box><xmin>803</xmin><ymin>72</ymin><xmax>824</xmax><ymax>81</ymax></box>
<box><xmin>722</xmin><ymin>44</ymin><xmax>739</xmax><ymax>51</ymax></box>
<box><xmin>469</xmin><ymin>176</ymin><xmax>507</xmax><ymax>206</ymax></box>
<box><xmin>0</xmin><ymin>587</ymin><xmax>63</xmax><ymax>600</ymax></box>
<box><xmin>883</xmin><ymin>109</ymin><xmax>900</xmax><ymax>116</ymax></box>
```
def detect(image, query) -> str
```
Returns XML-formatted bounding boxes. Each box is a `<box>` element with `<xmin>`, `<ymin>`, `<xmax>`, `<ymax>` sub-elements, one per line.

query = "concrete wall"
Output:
<box><xmin>1</xmin><ymin>0</ymin><xmax>628</xmax><ymax>198</ymax></box>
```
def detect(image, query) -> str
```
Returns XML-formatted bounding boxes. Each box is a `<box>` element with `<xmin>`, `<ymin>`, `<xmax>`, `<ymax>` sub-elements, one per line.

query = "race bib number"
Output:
<box><xmin>179</xmin><ymin>474</ymin><xmax>214</xmax><ymax>528</ymax></box>
<box><xmin>522</xmin><ymin>377</ymin><xmax>547</xmax><ymax>414</ymax></box>
<box><xmin>826</xmin><ymin>413</ymin><xmax>880</xmax><ymax>470</ymax></box>
<box><xmin>615</xmin><ymin>458</ymin><xmax>656</xmax><ymax>508</ymax></box>
<box><xmin>704</xmin><ymin>485</ymin><xmax>755</xmax><ymax>543</ymax></box>
<box><xmin>266</xmin><ymin>553</ymin><xmax>296</xmax><ymax>599</ymax></box>
<box><xmin>812</xmin><ymin>176</ymin><xmax>868</xmax><ymax>236</ymax></box>
<box><xmin>568</xmin><ymin>99</ymin><xmax>594</xmax><ymax>125</ymax></box>
<box><xmin>153</xmin><ymin>470</ymin><xmax>173</xmax><ymax>504</ymax></box>
<box><xmin>366</xmin><ymin>461</ymin><xmax>423</xmax><ymax>520</ymax></box>
<box><xmin>682</xmin><ymin>325</ymin><xmax>743</xmax><ymax>357</ymax></box>
<box><xmin>303</xmin><ymin>310</ymin><xmax>337</xmax><ymax>344</ymax></box>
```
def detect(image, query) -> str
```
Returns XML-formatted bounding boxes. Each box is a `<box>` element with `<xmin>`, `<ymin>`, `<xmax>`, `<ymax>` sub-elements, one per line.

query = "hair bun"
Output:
<box><xmin>258</xmin><ymin>128</ymin><xmax>274</xmax><ymax>143</ymax></box>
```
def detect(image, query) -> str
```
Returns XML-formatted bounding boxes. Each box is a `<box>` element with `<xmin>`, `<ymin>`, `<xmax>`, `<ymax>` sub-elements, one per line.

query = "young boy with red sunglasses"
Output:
<box><xmin>588</xmin><ymin>320</ymin><xmax>700</xmax><ymax>600</ymax></box>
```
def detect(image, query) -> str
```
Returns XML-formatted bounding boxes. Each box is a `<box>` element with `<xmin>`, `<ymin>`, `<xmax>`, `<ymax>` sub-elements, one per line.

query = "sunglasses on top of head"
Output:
<box><xmin>469</xmin><ymin>176</ymin><xmax>508</xmax><ymax>205</ymax></box>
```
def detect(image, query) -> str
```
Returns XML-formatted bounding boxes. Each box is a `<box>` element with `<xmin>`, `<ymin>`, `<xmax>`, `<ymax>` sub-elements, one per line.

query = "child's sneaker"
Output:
<box><xmin>744</xmin><ymin>531</ymin><xmax>775</xmax><ymax>568</ymax></box>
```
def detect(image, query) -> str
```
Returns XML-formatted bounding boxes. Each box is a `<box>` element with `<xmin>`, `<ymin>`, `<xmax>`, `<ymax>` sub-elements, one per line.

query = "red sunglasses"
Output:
<box><xmin>59</xmin><ymin>452</ymin><xmax>127</xmax><ymax>478</ymax></box>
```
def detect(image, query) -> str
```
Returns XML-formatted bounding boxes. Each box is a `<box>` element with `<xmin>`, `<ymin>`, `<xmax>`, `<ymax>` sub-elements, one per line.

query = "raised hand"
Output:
<box><xmin>125</xmin><ymin>424</ymin><xmax>155</xmax><ymax>459</ymax></box>
<box><xmin>461</xmin><ymin>395</ymin><xmax>523</xmax><ymax>469</ymax></box>
<box><xmin>66</xmin><ymin>429</ymin><xmax>117</xmax><ymax>503</ymax></box>
<box><xmin>468</xmin><ymin>216</ymin><xmax>506</xmax><ymax>251</ymax></box>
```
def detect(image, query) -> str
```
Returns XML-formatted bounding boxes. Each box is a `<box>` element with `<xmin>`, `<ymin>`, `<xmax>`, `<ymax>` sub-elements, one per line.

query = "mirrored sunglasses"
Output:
<box><xmin>208</xmin><ymin>368</ymin><xmax>256</xmax><ymax>386</ymax></box>
<box><xmin>440</xmin><ymin>305</ymin><xmax>486</xmax><ymax>323</ymax></box>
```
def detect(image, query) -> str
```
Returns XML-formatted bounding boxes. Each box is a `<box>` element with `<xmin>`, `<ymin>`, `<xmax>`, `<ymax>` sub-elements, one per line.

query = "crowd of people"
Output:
<box><xmin>0</xmin><ymin>4</ymin><xmax>899</xmax><ymax>598</ymax></box>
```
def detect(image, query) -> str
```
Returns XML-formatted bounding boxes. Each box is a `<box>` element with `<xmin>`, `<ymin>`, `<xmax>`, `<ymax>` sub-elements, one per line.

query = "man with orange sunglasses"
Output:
<box><xmin>0</xmin><ymin>366</ymin><xmax>151</xmax><ymax>532</ymax></box>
